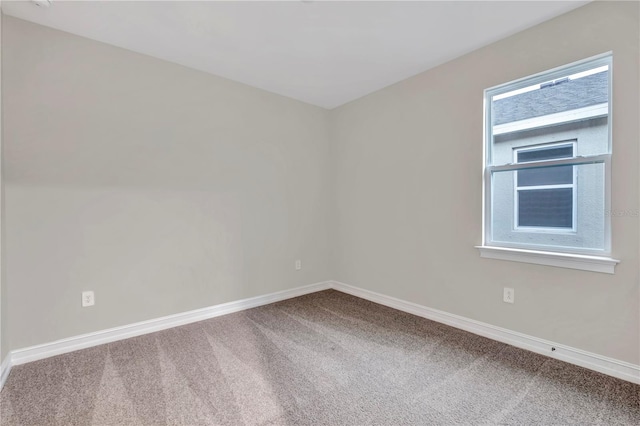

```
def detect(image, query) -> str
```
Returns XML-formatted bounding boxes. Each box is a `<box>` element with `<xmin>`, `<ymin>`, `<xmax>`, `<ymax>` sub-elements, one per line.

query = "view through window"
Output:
<box><xmin>484</xmin><ymin>54</ymin><xmax>612</xmax><ymax>255</ymax></box>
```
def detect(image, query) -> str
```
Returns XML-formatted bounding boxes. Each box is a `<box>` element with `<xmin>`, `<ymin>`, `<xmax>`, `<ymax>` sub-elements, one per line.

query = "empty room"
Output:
<box><xmin>0</xmin><ymin>0</ymin><xmax>638</xmax><ymax>424</ymax></box>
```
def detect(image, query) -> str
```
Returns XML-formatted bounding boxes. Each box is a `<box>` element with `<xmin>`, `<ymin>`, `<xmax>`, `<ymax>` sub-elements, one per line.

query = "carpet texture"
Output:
<box><xmin>1</xmin><ymin>289</ymin><xmax>638</xmax><ymax>425</ymax></box>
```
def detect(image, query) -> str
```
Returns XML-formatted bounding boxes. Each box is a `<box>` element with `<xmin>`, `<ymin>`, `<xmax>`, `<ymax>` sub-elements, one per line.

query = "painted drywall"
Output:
<box><xmin>2</xmin><ymin>16</ymin><xmax>331</xmax><ymax>351</ymax></box>
<box><xmin>330</xmin><ymin>1</ymin><xmax>639</xmax><ymax>365</ymax></box>
<box><xmin>0</xmin><ymin>8</ymin><xmax>6</xmax><ymax>363</ymax></box>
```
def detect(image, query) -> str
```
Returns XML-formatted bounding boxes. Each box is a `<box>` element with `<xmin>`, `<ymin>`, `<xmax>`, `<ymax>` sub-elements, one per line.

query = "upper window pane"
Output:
<box><xmin>492</xmin><ymin>69</ymin><xmax>608</xmax><ymax>126</ymax></box>
<box><xmin>488</xmin><ymin>61</ymin><xmax>610</xmax><ymax>167</ymax></box>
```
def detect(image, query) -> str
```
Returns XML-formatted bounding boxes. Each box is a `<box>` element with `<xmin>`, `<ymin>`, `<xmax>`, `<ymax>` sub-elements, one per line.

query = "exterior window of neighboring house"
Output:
<box><xmin>514</xmin><ymin>142</ymin><xmax>576</xmax><ymax>230</ymax></box>
<box><xmin>482</xmin><ymin>54</ymin><xmax>614</xmax><ymax>265</ymax></box>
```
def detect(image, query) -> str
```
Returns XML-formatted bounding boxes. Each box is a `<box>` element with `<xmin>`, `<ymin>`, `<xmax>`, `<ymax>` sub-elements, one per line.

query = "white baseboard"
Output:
<box><xmin>0</xmin><ymin>354</ymin><xmax>11</xmax><ymax>391</ymax></box>
<box><xmin>6</xmin><ymin>281</ymin><xmax>331</xmax><ymax>375</ymax></box>
<box><xmin>1</xmin><ymin>279</ymin><xmax>637</xmax><ymax>392</ymax></box>
<box><xmin>330</xmin><ymin>281</ymin><xmax>640</xmax><ymax>385</ymax></box>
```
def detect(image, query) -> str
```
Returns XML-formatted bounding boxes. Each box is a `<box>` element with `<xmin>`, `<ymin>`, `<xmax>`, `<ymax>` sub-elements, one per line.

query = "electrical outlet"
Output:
<box><xmin>82</xmin><ymin>291</ymin><xmax>95</xmax><ymax>307</ymax></box>
<box><xmin>503</xmin><ymin>287</ymin><xmax>515</xmax><ymax>304</ymax></box>
<box><xmin>295</xmin><ymin>260</ymin><xmax>302</xmax><ymax>271</ymax></box>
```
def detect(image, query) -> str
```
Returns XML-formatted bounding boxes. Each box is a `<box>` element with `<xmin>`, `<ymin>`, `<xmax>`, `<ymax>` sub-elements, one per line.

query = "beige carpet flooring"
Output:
<box><xmin>0</xmin><ymin>289</ymin><xmax>638</xmax><ymax>425</ymax></box>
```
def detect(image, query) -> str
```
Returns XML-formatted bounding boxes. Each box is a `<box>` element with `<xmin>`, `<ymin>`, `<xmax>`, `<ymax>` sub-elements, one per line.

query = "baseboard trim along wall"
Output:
<box><xmin>0</xmin><ymin>354</ymin><xmax>11</xmax><ymax>391</ymax></box>
<box><xmin>1</xmin><ymin>279</ymin><xmax>637</xmax><ymax>391</ymax></box>
<box><xmin>3</xmin><ymin>281</ymin><xmax>332</xmax><ymax>389</ymax></box>
<box><xmin>329</xmin><ymin>281</ymin><xmax>640</xmax><ymax>385</ymax></box>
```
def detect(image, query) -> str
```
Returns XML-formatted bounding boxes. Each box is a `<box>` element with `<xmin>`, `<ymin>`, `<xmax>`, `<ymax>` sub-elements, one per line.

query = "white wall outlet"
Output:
<box><xmin>295</xmin><ymin>260</ymin><xmax>302</xmax><ymax>271</ymax></box>
<box><xmin>503</xmin><ymin>287</ymin><xmax>515</xmax><ymax>304</ymax></box>
<box><xmin>82</xmin><ymin>291</ymin><xmax>95</xmax><ymax>307</ymax></box>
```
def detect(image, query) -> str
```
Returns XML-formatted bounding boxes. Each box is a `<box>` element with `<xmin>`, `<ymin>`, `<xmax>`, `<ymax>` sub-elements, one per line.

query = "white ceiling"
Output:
<box><xmin>2</xmin><ymin>0</ymin><xmax>590</xmax><ymax>109</ymax></box>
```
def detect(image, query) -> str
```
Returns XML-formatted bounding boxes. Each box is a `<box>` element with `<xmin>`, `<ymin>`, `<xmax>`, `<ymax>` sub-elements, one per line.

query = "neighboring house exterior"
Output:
<box><xmin>490</xmin><ymin>71</ymin><xmax>608</xmax><ymax>252</ymax></box>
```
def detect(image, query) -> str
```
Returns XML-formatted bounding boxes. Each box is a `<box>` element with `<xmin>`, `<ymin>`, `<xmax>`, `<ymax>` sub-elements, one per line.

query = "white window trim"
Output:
<box><xmin>475</xmin><ymin>246</ymin><xmax>619</xmax><ymax>274</ymax></box>
<box><xmin>479</xmin><ymin>52</ymin><xmax>617</xmax><ymax>273</ymax></box>
<box><xmin>513</xmin><ymin>141</ymin><xmax>577</xmax><ymax>233</ymax></box>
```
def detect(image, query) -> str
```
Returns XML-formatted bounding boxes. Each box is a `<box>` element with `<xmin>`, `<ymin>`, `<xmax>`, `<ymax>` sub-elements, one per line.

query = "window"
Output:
<box><xmin>479</xmin><ymin>53</ymin><xmax>619</xmax><ymax>273</ymax></box>
<box><xmin>514</xmin><ymin>142</ymin><xmax>576</xmax><ymax>230</ymax></box>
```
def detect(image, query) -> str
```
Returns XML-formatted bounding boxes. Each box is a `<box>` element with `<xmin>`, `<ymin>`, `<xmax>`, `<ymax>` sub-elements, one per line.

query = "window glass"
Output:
<box><xmin>485</xmin><ymin>55</ymin><xmax>611</xmax><ymax>254</ymax></box>
<box><xmin>518</xmin><ymin>188</ymin><xmax>573</xmax><ymax>228</ymax></box>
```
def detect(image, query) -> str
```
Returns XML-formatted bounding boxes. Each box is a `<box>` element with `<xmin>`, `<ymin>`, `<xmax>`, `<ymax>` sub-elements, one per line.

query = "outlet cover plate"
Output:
<box><xmin>82</xmin><ymin>291</ymin><xmax>95</xmax><ymax>307</ymax></box>
<box><xmin>503</xmin><ymin>287</ymin><xmax>515</xmax><ymax>304</ymax></box>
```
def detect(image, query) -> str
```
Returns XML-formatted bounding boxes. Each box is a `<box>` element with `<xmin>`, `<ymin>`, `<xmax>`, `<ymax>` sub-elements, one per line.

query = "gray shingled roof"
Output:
<box><xmin>492</xmin><ymin>71</ymin><xmax>608</xmax><ymax>125</ymax></box>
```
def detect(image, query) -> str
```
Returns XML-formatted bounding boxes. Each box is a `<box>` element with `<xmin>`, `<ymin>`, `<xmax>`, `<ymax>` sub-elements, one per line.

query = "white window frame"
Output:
<box><xmin>513</xmin><ymin>141</ymin><xmax>577</xmax><ymax>233</ymax></box>
<box><xmin>477</xmin><ymin>53</ymin><xmax>619</xmax><ymax>273</ymax></box>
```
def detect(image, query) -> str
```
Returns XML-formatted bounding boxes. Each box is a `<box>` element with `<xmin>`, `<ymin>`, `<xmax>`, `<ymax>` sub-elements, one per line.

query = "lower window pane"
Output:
<box><xmin>518</xmin><ymin>188</ymin><xmax>573</xmax><ymax>228</ymax></box>
<box><xmin>491</xmin><ymin>163</ymin><xmax>605</xmax><ymax>252</ymax></box>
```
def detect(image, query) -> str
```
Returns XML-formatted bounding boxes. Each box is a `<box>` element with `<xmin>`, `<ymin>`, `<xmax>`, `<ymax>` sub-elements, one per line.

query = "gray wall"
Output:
<box><xmin>2</xmin><ymin>16</ymin><xmax>332</xmax><ymax>352</ymax></box>
<box><xmin>330</xmin><ymin>1</ymin><xmax>639</xmax><ymax>364</ymax></box>
<box><xmin>0</xmin><ymin>9</ymin><xmax>6</xmax><ymax>362</ymax></box>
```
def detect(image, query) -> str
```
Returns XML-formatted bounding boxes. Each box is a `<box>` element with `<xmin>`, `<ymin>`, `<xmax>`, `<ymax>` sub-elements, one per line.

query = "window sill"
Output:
<box><xmin>475</xmin><ymin>246</ymin><xmax>619</xmax><ymax>274</ymax></box>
